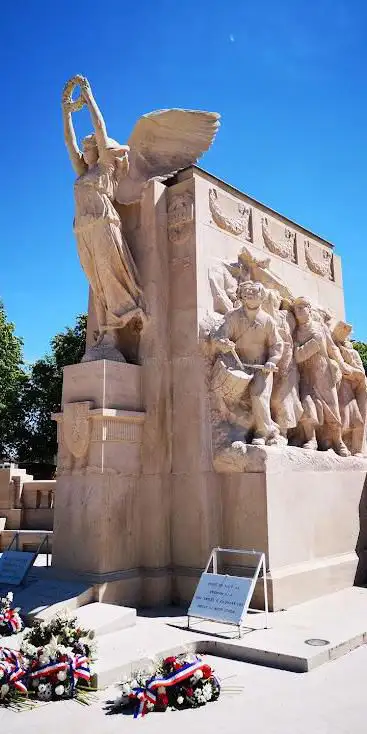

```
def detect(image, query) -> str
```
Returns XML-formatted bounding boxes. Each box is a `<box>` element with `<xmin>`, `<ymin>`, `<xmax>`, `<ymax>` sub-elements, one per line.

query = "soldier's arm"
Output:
<box><xmin>294</xmin><ymin>337</ymin><xmax>321</xmax><ymax>364</ymax></box>
<box><xmin>266</xmin><ymin>320</ymin><xmax>283</xmax><ymax>367</ymax></box>
<box><xmin>211</xmin><ymin>312</ymin><xmax>237</xmax><ymax>353</ymax></box>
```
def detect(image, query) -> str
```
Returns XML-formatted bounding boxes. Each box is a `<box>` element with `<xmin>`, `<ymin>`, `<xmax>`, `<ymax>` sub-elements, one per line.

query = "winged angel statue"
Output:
<box><xmin>62</xmin><ymin>75</ymin><xmax>220</xmax><ymax>358</ymax></box>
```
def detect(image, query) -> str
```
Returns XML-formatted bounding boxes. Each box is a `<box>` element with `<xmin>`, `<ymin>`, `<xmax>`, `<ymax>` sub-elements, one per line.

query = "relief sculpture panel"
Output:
<box><xmin>209</xmin><ymin>188</ymin><xmax>251</xmax><ymax>239</ymax></box>
<box><xmin>262</xmin><ymin>216</ymin><xmax>296</xmax><ymax>262</ymax></box>
<box><xmin>203</xmin><ymin>244</ymin><xmax>366</xmax><ymax>472</ymax></box>
<box><xmin>304</xmin><ymin>239</ymin><xmax>334</xmax><ymax>280</ymax></box>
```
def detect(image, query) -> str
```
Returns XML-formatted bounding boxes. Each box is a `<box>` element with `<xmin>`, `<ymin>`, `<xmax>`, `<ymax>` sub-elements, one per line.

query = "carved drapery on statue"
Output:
<box><xmin>204</xmin><ymin>244</ymin><xmax>366</xmax><ymax>471</ymax></box>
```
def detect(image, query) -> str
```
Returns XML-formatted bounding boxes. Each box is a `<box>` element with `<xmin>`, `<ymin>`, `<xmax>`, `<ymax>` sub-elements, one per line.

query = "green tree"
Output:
<box><xmin>0</xmin><ymin>302</ymin><xmax>28</xmax><ymax>460</ymax></box>
<box><xmin>351</xmin><ymin>341</ymin><xmax>367</xmax><ymax>374</ymax></box>
<box><xmin>18</xmin><ymin>314</ymin><xmax>87</xmax><ymax>463</ymax></box>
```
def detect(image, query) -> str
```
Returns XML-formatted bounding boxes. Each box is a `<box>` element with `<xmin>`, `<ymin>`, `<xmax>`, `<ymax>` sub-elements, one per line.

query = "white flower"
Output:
<box><xmin>157</xmin><ymin>686</ymin><xmax>166</xmax><ymax>694</ymax></box>
<box><xmin>38</xmin><ymin>684</ymin><xmax>47</xmax><ymax>693</ymax></box>
<box><xmin>177</xmin><ymin>695</ymin><xmax>184</xmax><ymax>705</ymax></box>
<box><xmin>55</xmin><ymin>685</ymin><xmax>65</xmax><ymax>696</ymax></box>
<box><xmin>39</xmin><ymin>654</ymin><xmax>50</xmax><ymax>666</ymax></box>
<box><xmin>0</xmin><ymin>670</ymin><xmax>4</xmax><ymax>680</ymax></box>
<box><xmin>193</xmin><ymin>689</ymin><xmax>206</xmax><ymax>704</ymax></box>
<box><xmin>121</xmin><ymin>683</ymin><xmax>132</xmax><ymax>696</ymax></box>
<box><xmin>0</xmin><ymin>684</ymin><xmax>9</xmax><ymax>699</ymax></box>
<box><xmin>57</xmin><ymin>670</ymin><xmax>67</xmax><ymax>682</ymax></box>
<box><xmin>146</xmin><ymin>702</ymin><xmax>154</xmax><ymax>711</ymax></box>
<box><xmin>6</xmin><ymin>592</ymin><xmax>13</xmax><ymax>603</ymax></box>
<box><xmin>130</xmin><ymin>679</ymin><xmax>138</xmax><ymax>689</ymax></box>
<box><xmin>202</xmin><ymin>683</ymin><xmax>212</xmax><ymax>701</ymax></box>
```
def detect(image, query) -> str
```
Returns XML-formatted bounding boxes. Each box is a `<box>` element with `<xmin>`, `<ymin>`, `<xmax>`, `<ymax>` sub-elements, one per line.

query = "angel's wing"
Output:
<box><xmin>115</xmin><ymin>109</ymin><xmax>220</xmax><ymax>205</ymax></box>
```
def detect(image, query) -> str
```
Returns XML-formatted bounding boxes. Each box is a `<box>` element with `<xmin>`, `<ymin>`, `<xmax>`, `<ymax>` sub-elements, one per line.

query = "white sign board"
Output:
<box><xmin>0</xmin><ymin>551</ymin><xmax>36</xmax><ymax>586</ymax></box>
<box><xmin>188</xmin><ymin>572</ymin><xmax>253</xmax><ymax>625</ymax></box>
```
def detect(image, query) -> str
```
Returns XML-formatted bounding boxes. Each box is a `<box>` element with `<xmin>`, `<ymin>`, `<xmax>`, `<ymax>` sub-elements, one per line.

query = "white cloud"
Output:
<box><xmin>229</xmin><ymin>34</ymin><xmax>235</xmax><ymax>43</ymax></box>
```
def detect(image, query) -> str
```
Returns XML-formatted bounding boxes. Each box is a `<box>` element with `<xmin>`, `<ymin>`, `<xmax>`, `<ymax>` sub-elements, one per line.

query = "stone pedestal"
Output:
<box><xmin>53</xmin><ymin>181</ymin><xmax>172</xmax><ymax>607</ymax></box>
<box><xmin>52</xmin><ymin>360</ymin><xmax>146</xmax><ymax>605</ymax></box>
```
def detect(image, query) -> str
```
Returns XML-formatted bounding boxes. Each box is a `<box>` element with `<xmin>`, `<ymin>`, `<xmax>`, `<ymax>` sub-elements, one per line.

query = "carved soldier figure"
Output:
<box><xmin>332</xmin><ymin>321</ymin><xmax>367</xmax><ymax>456</ymax></box>
<box><xmin>212</xmin><ymin>281</ymin><xmax>283</xmax><ymax>446</ymax></box>
<box><xmin>263</xmin><ymin>289</ymin><xmax>303</xmax><ymax>442</ymax></box>
<box><xmin>292</xmin><ymin>297</ymin><xmax>350</xmax><ymax>456</ymax></box>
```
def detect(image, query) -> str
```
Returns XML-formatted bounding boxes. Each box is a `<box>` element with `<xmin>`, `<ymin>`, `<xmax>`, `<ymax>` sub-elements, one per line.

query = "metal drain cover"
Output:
<box><xmin>304</xmin><ymin>638</ymin><xmax>330</xmax><ymax>646</ymax></box>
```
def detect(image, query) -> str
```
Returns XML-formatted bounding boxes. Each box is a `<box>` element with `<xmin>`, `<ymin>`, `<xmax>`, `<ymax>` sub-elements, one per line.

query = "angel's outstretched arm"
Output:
<box><xmin>62</xmin><ymin>107</ymin><xmax>86</xmax><ymax>176</ymax></box>
<box><xmin>81</xmin><ymin>80</ymin><xmax>109</xmax><ymax>152</ymax></box>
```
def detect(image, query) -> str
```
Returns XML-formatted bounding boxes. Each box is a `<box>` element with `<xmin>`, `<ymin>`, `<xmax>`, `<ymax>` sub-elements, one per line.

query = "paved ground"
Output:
<box><xmin>1</xmin><ymin>646</ymin><xmax>366</xmax><ymax>734</ymax></box>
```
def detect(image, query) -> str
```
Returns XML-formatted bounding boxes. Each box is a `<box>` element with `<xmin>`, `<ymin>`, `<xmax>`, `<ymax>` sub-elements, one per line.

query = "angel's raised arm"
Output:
<box><xmin>62</xmin><ymin>107</ymin><xmax>86</xmax><ymax>176</ymax></box>
<box><xmin>80</xmin><ymin>79</ymin><xmax>109</xmax><ymax>152</ymax></box>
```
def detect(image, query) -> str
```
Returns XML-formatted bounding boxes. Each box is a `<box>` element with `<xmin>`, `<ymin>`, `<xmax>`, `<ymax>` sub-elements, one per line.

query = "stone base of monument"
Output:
<box><xmin>172</xmin><ymin>446</ymin><xmax>367</xmax><ymax>612</ymax></box>
<box><xmin>220</xmin><ymin>446</ymin><xmax>367</xmax><ymax>611</ymax></box>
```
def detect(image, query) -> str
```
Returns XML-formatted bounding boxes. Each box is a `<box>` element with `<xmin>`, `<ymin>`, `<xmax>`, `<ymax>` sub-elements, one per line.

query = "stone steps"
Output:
<box><xmin>0</xmin><ymin>529</ymin><xmax>53</xmax><ymax>553</ymax></box>
<box><xmin>75</xmin><ymin>602</ymin><xmax>136</xmax><ymax>638</ymax></box>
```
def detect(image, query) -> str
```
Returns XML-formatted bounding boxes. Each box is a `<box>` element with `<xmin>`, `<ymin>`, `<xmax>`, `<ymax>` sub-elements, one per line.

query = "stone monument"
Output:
<box><xmin>52</xmin><ymin>75</ymin><xmax>367</xmax><ymax>611</ymax></box>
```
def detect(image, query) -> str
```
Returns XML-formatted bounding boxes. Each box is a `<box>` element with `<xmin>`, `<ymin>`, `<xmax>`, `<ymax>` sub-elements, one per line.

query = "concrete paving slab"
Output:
<box><xmin>93</xmin><ymin>587</ymin><xmax>367</xmax><ymax>684</ymax></box>
<box><xmin>2</xmin><ymin>586</ymin><xmax>367</xmax><ymax>687</ymax></box>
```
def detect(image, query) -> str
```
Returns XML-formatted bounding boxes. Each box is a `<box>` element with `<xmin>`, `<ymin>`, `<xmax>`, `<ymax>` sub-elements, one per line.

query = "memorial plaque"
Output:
<box><xmin>188</xmin><ymin>572</ymin><xmax>253</xmax><ymax>625</ymax></box>
<box><xmin>0</xmin><ymin>551</ymin><xmax>36</xmax><ymax>586</ymax></box>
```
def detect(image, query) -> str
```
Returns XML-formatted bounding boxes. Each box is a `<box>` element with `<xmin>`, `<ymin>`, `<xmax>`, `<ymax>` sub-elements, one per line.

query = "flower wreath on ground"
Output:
<box><xmin>18</xmin><ymin>610</ymin><xmax>97</xmax><ymax>704</ymax></box>
<box><xmin>0</xmin><ymin>592</ymin><xmax>23</xmax><ymax>636</ymax></box>
<box><xmin>0</xmin><ymin>647</ymin><xmax>29</xmax><ymax>708</ymax></box>
<box><xmin>115</xmin><ymin>653</ymin><xmax>220</xmax><ymax>718</ymax></box>
<box><xmin>0</xmin><ymin>610</ymin><xmax>97</xmax><ymax>707</ymax></box>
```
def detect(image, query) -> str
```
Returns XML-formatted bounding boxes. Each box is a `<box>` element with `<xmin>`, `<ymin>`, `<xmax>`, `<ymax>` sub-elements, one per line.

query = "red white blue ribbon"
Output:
<box><xmin>0</xmin><ymin>648</ymin><xmax>28</xmax><ymax>695</ymax></box>
<box><xmin>132</xmin><ymin>659</ymin><xmax>205</xmax><ymax>719</ymax></box>
<box><xmin>30</xmin><ymin>653</ymin><xmax>91</xmax><ymax>693</ymax></box>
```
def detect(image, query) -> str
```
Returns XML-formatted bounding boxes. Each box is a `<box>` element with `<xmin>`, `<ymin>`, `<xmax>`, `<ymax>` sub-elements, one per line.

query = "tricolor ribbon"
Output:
<box><xmin>131</xmin><ymin>658</ymin><xmax>205</xmax><ymax>719</ymax></box>
<box><xmin>30</xmin><ymin>653</ymin><xmax>91</xmax><ymax>694</ymax></box>
<box><xmin>0</xmin><ymin>648</ymin><xmax>28</xmax><ymax>695</ymax></box>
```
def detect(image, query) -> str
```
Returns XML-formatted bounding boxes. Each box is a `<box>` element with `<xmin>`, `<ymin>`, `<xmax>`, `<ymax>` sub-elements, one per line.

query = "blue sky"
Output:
<box><xmin>1</xmin><ymin>0</ymin><xmax>367</xmax><ymax>361</ymax></box>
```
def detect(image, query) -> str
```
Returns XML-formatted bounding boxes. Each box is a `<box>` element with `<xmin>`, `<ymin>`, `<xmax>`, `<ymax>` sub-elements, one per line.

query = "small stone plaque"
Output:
<box><xmin>0</xmin><ymin>551</ymin><xmax>36</xmax><ymax>586</ymax></box>
<box><xmin>188</xmin><ymin>572</ymin><xmax>253</xmax><ymax>626</ymax></box>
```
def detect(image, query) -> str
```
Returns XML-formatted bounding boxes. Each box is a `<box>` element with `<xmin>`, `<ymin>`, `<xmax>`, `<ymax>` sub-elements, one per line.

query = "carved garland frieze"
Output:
<box><xmin>304</xmin><ymin>240</ymin><xmax>333</xmax><ymax>280</ymax></box>
<box><xmin>261</xmin><ymin>217</ymin><xmax>296</xmax><ymax>262</ymax></box>
<box><xmin>209</xmin><ymin>188</ymin><xmax>251</xmax><ymax>238</ymax></box>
